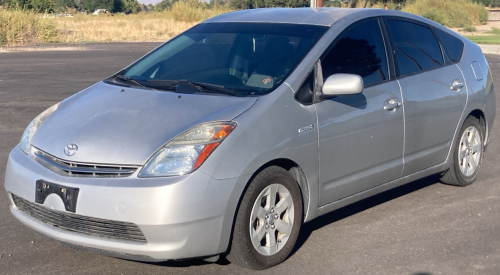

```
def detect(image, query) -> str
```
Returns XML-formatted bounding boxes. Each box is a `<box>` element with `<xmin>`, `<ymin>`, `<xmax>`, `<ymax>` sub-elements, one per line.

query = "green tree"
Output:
<box><xmin>53</xmin><ymin>0</ymin><xmax>77</xmax><ymax>12</ymax></box>
<box><xmin>154</xmin><ymin>0</ymin><xmax>179</xmax><ymax>11</ymax></box>
<box><xmin>8</xmin><ymin>0</ymin><xmax>55</xmax><ymax>12</ymax></box>
<box><xmin>208</xmin><ymin>0</ymin><xmax>226</xmax><ymax>8</ymax></box>
<box><xmin>121</xmin><ymin>0</ymin><xmax>141</xmax><ymax>13</ymax></box>
<box><xmin>490</xmin><ymin>0</ymin><xmax>500</xmax><ymax>7</ymax></box>
<box><xmin>82</xmin><ymin>0</ymin><xmax>116</xmax><ymax>12</ymax></box>
<box><xmin>475</xmin><ymin>0</ymin><xmax>491</xmax><ymax>6</ymax></box>
<box><xmin>228</xmin><ymin>0</ymin><xmax>251</xmax><ymax>9</ymax></box>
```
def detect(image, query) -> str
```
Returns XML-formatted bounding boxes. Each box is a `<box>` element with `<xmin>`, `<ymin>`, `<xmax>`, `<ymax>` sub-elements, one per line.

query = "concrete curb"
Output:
<box><xmin>479</xmin><ymin>44</ymin><xmax>500</xmax><ymax>55</ymax></box>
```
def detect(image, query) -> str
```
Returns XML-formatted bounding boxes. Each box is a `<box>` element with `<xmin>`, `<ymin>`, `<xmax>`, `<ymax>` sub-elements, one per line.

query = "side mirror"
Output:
<box><xmin>322</xmin><ymin>74</ymin><xmax>364</xmax><ymax>97</ymax></box>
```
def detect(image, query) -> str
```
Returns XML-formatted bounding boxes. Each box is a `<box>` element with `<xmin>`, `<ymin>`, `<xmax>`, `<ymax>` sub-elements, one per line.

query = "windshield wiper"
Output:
<box><xmin>146</xmin><ymin>79</ymin><xmax>244</xmax><ymax>97</ymax></box>
<box><xmin>113</xmin><ymin>75</ymin><xmax>147</xmax><ymax>88</ymax></box>
<box><xmin>183</xmin><ymin>80</ymin><xmax>244</xmax><ymax>97</ymax></box>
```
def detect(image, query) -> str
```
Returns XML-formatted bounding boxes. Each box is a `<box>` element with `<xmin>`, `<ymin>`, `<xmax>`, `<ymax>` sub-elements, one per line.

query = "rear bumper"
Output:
<box><xmin>4</xmin><ymin>146</ymin><xmax>250</xmax><ymax>261</ymax></box>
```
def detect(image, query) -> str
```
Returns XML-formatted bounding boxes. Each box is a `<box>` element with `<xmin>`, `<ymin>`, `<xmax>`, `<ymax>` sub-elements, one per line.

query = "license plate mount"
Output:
<box><xmin>35</xmin><ymin>180</ymin><xmax>79</xmax><ymax>213</ymax></box>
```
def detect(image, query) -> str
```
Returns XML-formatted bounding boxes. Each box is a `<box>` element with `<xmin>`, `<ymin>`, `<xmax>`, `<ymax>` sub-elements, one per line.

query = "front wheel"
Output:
<box><xmin>441</xmin><ymin>116</ymin><xmax>484</xmax><ymax>186</ymax></box>
<box><xmin>227</xmin><ymin>166</ymin><xmax>303</xmax><ymax>270</ymax></box>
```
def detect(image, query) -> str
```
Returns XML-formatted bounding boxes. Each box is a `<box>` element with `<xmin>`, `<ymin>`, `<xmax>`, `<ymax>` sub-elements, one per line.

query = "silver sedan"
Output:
<box><xmin>4</xmin><ymin>7</ymin><xmax>495</xmax><ymax>270</ymax></box>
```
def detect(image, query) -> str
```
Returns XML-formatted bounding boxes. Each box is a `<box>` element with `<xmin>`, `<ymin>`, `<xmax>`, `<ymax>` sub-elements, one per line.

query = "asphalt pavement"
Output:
<box><xmin>1</xmin><ymin>43</ymin><xmax>500</xmax><ymax>275</ymax></box>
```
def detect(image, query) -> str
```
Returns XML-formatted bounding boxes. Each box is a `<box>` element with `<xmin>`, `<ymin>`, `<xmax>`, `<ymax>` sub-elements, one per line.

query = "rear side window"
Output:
<box><xmin>434</xmin><ymin>28</ymin><xmax>464</xmax><ymax>63</ymax></box>
<box><xmin>386</xmin><ymin>20</ymin><xmax>444</xmax><ymax>76</ymax></box>
<box><xmin>321</xmin><ymin>20</ymin><xmax>389</xmax><ymax>87</ymax></box>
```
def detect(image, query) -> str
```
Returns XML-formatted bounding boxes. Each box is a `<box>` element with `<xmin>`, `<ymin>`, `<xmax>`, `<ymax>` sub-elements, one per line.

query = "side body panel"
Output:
<box><xmin>457</xmin><ymin>39</ymin><xmax>496</xmax><ymax>146</ymax></box>
<box><xmin>315</xmin><ymin>18</ymin><xmax>495</xmax><ymax>220</ymax></box>
<box><xmin>199</xmin><ymin>84</ymin><xmax>320</xmax><ymax>222</ymax></box>
<box><xmin>398</xmin><ymin>65</ymin><xmax>467</xmax><ymax>176</ymax></box>
<box><xmin>316</xmin><ymin>80</ymin><xmax>404</xmax><ymax>205</ymax></box>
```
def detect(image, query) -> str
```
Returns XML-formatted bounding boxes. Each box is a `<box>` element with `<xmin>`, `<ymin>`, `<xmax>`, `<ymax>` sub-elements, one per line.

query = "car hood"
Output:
<box><xmin>32</xmin><ymin>82</ymin><xmax>257</xmax><ymax>165</ymax></box>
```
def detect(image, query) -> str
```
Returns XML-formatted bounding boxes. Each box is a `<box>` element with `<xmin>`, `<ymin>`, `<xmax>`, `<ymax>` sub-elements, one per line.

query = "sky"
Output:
<box><xmin>137</xmin><ymin>0</ymin><xmax>161</xmax><ymax>4</ymax></box>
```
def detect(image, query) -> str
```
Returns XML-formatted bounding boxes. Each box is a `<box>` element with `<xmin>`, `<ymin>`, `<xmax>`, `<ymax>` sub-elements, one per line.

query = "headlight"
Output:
<box><xmin>19</xmin><ymin>102</ymin><xmax>61</xmax><ymax>154</ymax></box>
<box><xmin>139</xmin><ymin>121</ymin><xmax>236</xmax><ymax>177</ymax></box>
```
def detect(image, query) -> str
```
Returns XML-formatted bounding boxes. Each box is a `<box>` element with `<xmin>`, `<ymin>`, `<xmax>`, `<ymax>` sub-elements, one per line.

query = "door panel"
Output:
<box><xmin>399</xmin><ymin>65</ymin><xmax>467</xmax><ymax>176</ymax></box>
<box><xmin>317</xmin><ymin>80</ymin><xmax>404</xmax><ymax>206</ymax></box>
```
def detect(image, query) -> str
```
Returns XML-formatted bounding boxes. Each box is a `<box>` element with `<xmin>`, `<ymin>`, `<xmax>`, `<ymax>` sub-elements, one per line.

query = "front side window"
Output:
<box><xmin>386</xmin><ymin>19</ymin><xmax>444</xmax><ymax>76</ymax></box>
<box><xmin>114</xmin><ymin>23</ymin><xmax>327</xmax><ymax>96</ymax></box>
<box><xmin>322</xmin><ymin>19</ymin><xmax>389</xmax><ymax>87</ymax></box>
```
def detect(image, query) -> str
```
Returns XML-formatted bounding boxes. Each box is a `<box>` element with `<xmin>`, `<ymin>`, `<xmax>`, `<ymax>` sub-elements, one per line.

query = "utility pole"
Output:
<box><xmin>311</xmin><ymin>0</ymin><xmax>322</xmax><ymax>7</ymax></box>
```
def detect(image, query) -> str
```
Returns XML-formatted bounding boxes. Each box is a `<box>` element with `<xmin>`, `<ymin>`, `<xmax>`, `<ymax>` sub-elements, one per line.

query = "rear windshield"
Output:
<box><xmin>120</xmin><ymin>23</ymin><xmax>328</xmax><ymax>96</ymax></box>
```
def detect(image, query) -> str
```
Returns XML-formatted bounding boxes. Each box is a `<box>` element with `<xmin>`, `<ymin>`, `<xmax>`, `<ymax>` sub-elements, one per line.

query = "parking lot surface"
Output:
<box><xmin>1</xmin><ymin>43</ymin><xmax>500</xmax><ymax>275</ymax></box>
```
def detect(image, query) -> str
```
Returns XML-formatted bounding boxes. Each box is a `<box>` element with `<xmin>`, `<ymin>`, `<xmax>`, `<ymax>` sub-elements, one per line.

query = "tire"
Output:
<box><xmin>227</xmin><ymin>166</ymin><xmax>303</xmax><ymax>270</ymax></box>
<box><xmin>441</xmin><ymin>116</ymin><xmax>484</xmax><ymax>186</ymax></box>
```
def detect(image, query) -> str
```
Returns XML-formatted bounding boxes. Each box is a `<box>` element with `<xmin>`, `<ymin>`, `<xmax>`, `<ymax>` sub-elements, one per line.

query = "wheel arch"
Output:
<box><xmin>467</xmin><ymin>109</ymin><xmax>487</xmax><ymax>143</ymax></box>
<box><xmin>244</xmin><ymin>158</ymin><xmax>310</xmax><ymax>222</ymax></box>
<box><xmin>223</xmin><ymin>158</ymin><xmax>311</xmax><ymax>255</ymax></box>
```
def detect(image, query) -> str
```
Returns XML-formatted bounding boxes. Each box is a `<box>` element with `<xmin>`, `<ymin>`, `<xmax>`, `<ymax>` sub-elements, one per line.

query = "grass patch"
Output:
<box><xmin>55</xmin><ymin>3</ymin><xmax>232</xmax><ymax>43</ymax></box>
<box><xmin>465</xmin><ymin>35</ymin><xmax>500</xmax><ymax>44</ymax></box>
<box><xmin>56</xmin><ymin>13</ymin><xmax>197</xmax><ymax>43</ymax></box>
<box><xmin>461</xmin><ymin>25</ymin><xmax>478</xmax><ymax>32</ymax></box>
<box><xmin>489</xmin><ymin>27</ymin><xmax>500</xmax><ymax>35</ymax></box>
<box><xmin>0</xmin><ymin>4</ymin><xmax>233</xmax><ymax>45</ymax></box>
<box><xmin>0</xmin><ymin>10</ymin><xmax>59</xmax><ymax>46</ymax></box>
<box><xmin>56</xmin><ymin>6</ymin><xmax>232</xmax><ymax>43</ymax></box>
<box><xmin>403</xmin><ymin>0</ymin><xmax>488</xmax><ymax>28</ymax></box>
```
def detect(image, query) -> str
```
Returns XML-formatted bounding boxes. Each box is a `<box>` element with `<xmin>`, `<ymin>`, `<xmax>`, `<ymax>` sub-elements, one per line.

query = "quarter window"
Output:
<box><xmin>322</xmin><ymin>20</ymin><xmax>389</xmax><ymax>87</ymax></box>
<box><xmin>434</xmin><ymin>28</ymin><xmax>464</xmax><ymax>63</ymax></box>
<box><xmin>386</xmin><ymin>20</ymin><xmax>444</xmax><ymax>76</ymax></box>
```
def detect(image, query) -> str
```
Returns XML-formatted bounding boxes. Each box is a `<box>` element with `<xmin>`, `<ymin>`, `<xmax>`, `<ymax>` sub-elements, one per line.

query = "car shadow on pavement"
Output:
<box><xmin>291</xmin><ymin>175</ymin><xmax>440</xmax><ymax>256</ymax></box>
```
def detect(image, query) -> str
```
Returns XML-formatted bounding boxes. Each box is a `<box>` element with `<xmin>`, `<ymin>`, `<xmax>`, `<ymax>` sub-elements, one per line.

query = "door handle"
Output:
<box><xmin>383</xmin><ymin>98</ymin><xmax>402</xmax><ymax>111</ymax></box>
<box><xmin>451</xmin><ymin>80</ymin><xmax>464</xmax><ymax>91</ymax></box>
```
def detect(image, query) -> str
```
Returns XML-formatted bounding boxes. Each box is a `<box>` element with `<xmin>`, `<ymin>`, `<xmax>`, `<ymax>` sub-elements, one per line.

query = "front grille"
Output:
<box><xmin>12</xmin><ymin>194</ymin><xmax>147</xmax><ymax>243</ymax></box>
<box><xmin>33</xmin><ymin>147</ymin><xmax>140</xmax><ymax>177</ymax></box>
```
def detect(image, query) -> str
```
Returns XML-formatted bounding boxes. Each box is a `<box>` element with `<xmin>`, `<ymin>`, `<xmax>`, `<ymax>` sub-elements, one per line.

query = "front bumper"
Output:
<box><xmin>4</xmin><ymin>146</ymin><xmax>250</xmax><ymax>261</ymax></box>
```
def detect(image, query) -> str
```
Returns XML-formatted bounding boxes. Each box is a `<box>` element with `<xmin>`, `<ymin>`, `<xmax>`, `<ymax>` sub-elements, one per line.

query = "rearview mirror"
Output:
<box><xmin>322</xmin><ymin>74</ymin><xmax>364</xmax><ymax>97</ymax></box>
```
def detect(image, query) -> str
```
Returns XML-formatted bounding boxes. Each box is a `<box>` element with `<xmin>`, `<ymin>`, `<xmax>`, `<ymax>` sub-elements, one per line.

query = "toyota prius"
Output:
<box><xmin>4</xmin><ymin>8</ymin><xmax>495</xmax><ymax>269</ymax></box>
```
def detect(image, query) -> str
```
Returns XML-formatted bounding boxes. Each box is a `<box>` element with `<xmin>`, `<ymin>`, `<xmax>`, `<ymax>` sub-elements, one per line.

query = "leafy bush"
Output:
<box><xmin>403</xmin><ymin>0</ymin><xmax>488</xmax><ymax>27</ymax></box>
<box><xmin>324</xmin><ymin>0</ymin><xmax>342</xmax><ymax>7</ymax></box>
<box><xmin>475</xmin><ymin>0</ymin><xmax>500</xmax><ymax>7</ymax></box>
<box><xmin>420</xmin><ymin>7</ymin><xmax>450</xmax><ymax>26</ymax></box>
<box><xmin>0</xmin><ymin>9</ymin><xmax>58</xmax><ymax>46</ymax></box>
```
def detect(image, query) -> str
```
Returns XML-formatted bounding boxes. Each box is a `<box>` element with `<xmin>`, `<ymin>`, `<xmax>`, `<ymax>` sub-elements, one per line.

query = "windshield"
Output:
<box><xmin>115</xmin><ymin>23</ymin><xmax>328</xmax><ymax>96</ymax></box>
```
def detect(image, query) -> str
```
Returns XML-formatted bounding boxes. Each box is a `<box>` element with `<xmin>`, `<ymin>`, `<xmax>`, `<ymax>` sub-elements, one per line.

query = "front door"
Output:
<box><xmin>316</xmin><ymin>19</ymin><xmax>405</xmax><ymax>206</ymax></box>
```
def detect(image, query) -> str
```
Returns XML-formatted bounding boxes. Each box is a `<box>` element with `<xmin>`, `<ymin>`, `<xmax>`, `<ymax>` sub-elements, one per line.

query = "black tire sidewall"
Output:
<box><xmin>231</xmin><ymin>166</ymin><xmax>303</xmax><ymax>269</ymax></box>
<box><xmin>453</xmin><ymin>117</ymin><xmax>484</xmax><ymax>185</ymax></box>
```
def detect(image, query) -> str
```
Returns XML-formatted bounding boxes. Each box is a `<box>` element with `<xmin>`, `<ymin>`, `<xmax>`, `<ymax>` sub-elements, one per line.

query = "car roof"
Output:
<box><xmin>204</xmin><ymin>7</ymin><xmax>403</xmax><ymax>27</ymax></box>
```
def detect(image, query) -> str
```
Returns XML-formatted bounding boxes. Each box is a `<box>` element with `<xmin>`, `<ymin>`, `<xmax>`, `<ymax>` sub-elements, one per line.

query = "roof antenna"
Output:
<box><xmin>364</xmin><ymin>0</ymin><xmax>368</xmax><ymax>8</ymax></box>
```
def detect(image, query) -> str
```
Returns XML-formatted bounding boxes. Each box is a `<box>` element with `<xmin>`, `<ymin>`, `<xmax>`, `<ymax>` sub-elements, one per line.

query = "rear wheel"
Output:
<box><xmin>227</xmin><ymin>166</ymin><xmax>302</xmax><ymax>270</ymax></box>
<box><xmin>441</xmin><ymin>116</ymin><xmax>484</xmax><ymax>186</ymax></box>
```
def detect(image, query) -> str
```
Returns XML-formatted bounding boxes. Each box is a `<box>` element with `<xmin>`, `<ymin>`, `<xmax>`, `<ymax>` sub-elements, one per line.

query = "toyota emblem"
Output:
<box><xmin>64</xmin><ymin>143</ymin><xmax>78</xmax><ymax>156</ymax></box>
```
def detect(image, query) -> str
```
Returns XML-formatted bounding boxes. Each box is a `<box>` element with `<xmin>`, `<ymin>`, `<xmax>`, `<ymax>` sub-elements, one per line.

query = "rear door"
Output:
<box><xmin>384</xmin><ymin>18</ymin><xmax>467</xmax><ymax>176</ymax></box>
<box><xmin>316</xmin><ymin>18</ymin><xmax>405</xmax><ymax>206</ymax></box>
